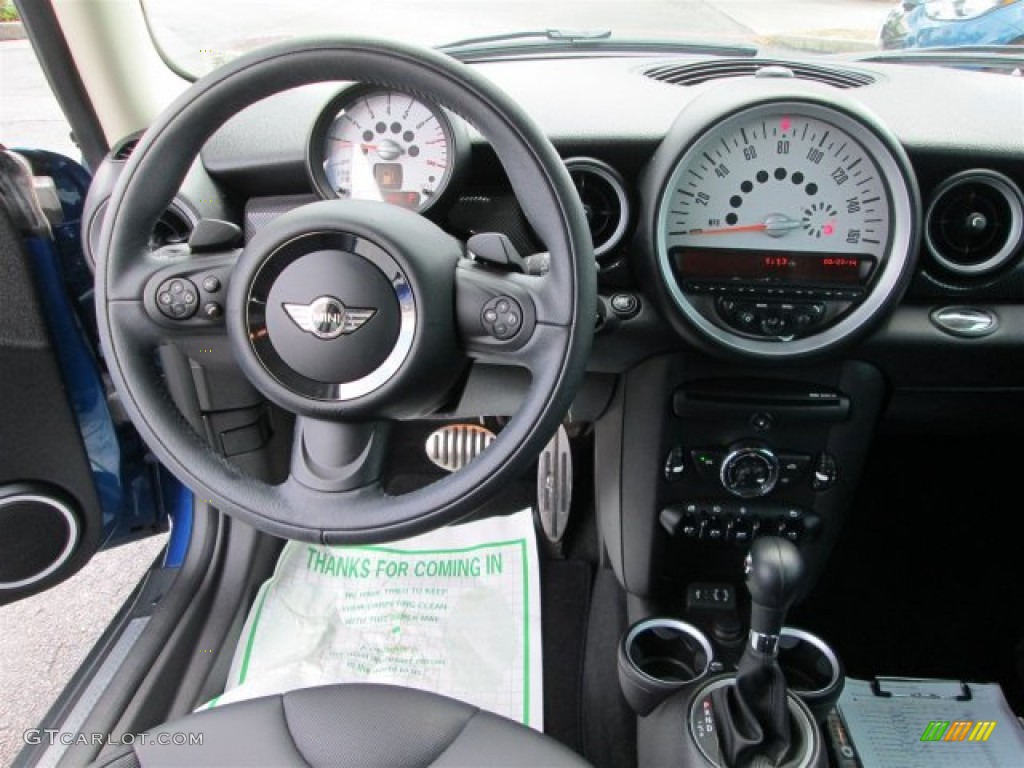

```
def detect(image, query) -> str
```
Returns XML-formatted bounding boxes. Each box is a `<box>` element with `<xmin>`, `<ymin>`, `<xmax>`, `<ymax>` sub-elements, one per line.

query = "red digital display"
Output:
<box><xmin>383</xmin><ymin>191</ymin><xmax>421</xmax><ymax>209</ymax></box>
<box><xmin>673</xmin><ymin>249</ymin><xmax>872</xmax><ymax>285</ymax></box>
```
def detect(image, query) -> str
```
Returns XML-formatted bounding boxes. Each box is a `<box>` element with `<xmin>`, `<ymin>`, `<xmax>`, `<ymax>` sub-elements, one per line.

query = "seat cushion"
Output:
<box><xmin>132</xmin><ymin>683</ymin><xmax>592</xmax><ymax>767</ymax></box>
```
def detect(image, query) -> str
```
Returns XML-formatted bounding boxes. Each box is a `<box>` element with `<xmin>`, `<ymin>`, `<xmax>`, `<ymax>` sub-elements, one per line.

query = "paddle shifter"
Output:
<box><xmin>711</xmin><ymin>537</ymin><xmax>805</xmax><ymax>767</ymax></box>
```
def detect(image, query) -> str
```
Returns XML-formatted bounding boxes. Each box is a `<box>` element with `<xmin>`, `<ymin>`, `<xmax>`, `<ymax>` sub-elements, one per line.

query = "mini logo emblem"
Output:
<box><xmin>283</xmin><ymin>296</ymin><xmax>376</xmax><ymax>340</ymax></box>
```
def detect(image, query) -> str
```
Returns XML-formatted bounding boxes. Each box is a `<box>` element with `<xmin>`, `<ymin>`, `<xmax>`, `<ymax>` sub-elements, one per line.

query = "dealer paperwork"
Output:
<box><xmin>203</xmin><ymin>509</ymin><xmax>543</xmax><ymax>730</ymax></box>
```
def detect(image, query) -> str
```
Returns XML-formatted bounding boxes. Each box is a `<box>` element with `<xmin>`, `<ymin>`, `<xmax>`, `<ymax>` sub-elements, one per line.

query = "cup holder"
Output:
<box><xmin>778</xmin><ymin>627</ymin><xmax>844</xmax><ymax>722</ymax></box>
<box><xmin>617</xmin><ymin>618</ymin><xmax>714</xmax><ymax>715</ymax></box>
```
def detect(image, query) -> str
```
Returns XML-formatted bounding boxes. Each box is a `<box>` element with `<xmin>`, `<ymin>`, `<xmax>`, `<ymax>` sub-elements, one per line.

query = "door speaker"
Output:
<box><xmin>0</xmin><ymin>484</ymin><xmax>80</xmax><ymax>590</ymax></box>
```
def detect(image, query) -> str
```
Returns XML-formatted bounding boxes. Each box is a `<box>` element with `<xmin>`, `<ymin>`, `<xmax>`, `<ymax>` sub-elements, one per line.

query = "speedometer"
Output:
<box><xmin>309</xmin><ymin>87</ymin><xmax>463</xmax><ymax>213</ymax></box>
<box><xmin>650</xmin><ymin>97</ymin><xmax>918</xmax><ymax>359</ymax></box>
<box><xmin>663</xmin><ymin>110</ymin><xmax>890</xmax><ymax>262</ymax></box>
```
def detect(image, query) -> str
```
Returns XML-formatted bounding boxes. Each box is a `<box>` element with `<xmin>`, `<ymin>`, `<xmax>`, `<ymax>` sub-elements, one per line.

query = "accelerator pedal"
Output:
<box><xmin>425</xmin><ymin>423</ymin><xmax>496</xmax><ymax>473</ymax></box>
<box><xmin>536</xmin><ymin>424</ymin><xmax>573</xmax><ymax>544</ymax></box>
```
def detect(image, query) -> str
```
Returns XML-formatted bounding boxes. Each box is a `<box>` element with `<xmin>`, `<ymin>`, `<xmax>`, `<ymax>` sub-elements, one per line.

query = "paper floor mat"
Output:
<box><xmin>201</xmin><ymin>508</ymin><xmax>543</xmax><ymax>730</ymax></box>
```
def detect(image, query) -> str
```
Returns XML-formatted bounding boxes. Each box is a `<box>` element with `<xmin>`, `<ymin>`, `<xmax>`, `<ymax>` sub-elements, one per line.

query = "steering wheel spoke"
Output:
<box><xmin>107</xmin><ymin>245</ymin><xmax>238</xmax><ymax>346</ymax></box>
<box><xmin>455</xmin><ymin>259</ymin><xmax>570</xmax><ymax>370</ymax></box>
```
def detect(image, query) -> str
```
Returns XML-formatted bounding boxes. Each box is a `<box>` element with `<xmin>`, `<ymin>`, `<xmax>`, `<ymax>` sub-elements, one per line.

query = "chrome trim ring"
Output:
<box><xmin>246</xmin><ymin>231</ymin><xmax>416</xmax><ymax>401</ymax></box>
<box><xmin>780</xmin><ymin>626</ymin><xmax>842</xmax><ymax>694</ymax></box>
<box><xmin>720</xmin><ymin>446</ymin><xmax>779</xmax><ymax>498</ymax></box>
<box><xmin>925</xmin><ymin>169</ymin><xmax>1024</xmax><ymax>276</ymax></box>
<box><xmin>624</xmin><ymin>617</ymin><xmax>715</xmax><ymax>685</ymax></box>
<box><xmin>0</xmin><ymin>494</ymin><xmax>79</xmax><ymax>589</ymax></box>
<box><xmin>565</xmin><ymin>157</ymin><xmax>630</xmax><ymax>258</ymax></box>
<box><xmin>655</xmin><ymin>98</ymin><xmax>916</xmax><ymax>359</ymax></box>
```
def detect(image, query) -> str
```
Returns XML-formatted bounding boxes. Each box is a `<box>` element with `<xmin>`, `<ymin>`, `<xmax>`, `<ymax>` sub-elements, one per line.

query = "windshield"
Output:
<box><xmin>142</xmin><ymin>0</ymin><xmax>1024</xmax><ymax>78</ymax></box>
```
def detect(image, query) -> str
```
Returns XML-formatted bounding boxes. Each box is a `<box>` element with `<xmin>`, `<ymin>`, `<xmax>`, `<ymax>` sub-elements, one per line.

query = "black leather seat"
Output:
<box><xmin>99</xmin><ymin>684</ymin><xmax>592</xmax><ymax>767</ymax></box>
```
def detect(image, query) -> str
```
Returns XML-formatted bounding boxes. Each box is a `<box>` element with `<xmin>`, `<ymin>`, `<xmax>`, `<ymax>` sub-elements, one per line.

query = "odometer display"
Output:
<box><xmin>673</xmin><ymin>248</ymin><xmax>874</xmax><ymax>284</ymax></box>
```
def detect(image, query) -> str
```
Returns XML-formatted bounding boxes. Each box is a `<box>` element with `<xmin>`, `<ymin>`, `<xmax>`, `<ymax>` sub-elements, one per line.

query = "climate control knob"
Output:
<box><xmin>720</xmin><ymin>445</ymin><xmax>779</xmax><ymax>498</ymax></box>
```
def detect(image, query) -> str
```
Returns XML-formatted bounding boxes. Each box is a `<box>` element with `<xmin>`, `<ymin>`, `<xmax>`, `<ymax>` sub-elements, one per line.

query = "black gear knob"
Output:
<box><xmin>746</xmin><ymin>536</ymin><xmax>805</xmax><ymax>639</ymax></box>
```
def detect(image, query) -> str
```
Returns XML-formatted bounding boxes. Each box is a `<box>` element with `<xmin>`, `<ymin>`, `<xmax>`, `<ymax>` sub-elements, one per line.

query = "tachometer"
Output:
<box><xmin>309</xmin><ymin>87</ymin><xmax>462</xmax><ymax>213</ymax></box>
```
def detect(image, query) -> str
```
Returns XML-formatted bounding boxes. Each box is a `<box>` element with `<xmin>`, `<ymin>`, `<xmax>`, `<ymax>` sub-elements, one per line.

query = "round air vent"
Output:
<box><xmin>149</xmin><ymin>205</ymin><xmax>193</xmax><ymax>249</ymax></box>
<box><xmin>86</xmin><ymin>200</ymin><xmax>196</xmax><ymax>268</ymax></box>
<box><xmin>925</xmin><ymin>170</ymin><xmax>1023</xmax><ymax>276</ymax></box>
<box><xmin>565</xmin><ymin>158</ymin><xmax>630</xmax><ymax>259</ymax></box>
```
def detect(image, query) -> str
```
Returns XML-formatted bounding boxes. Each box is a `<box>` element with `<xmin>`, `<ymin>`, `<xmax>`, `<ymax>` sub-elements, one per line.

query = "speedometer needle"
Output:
<box><xmin>688</xmin><ymin>214</ymin><xmax>804</xmax><ymax>237</ymax></box>
<box><xmin>691</xmin><ymin>223</ymin><xmax>772</xmax><ymax>235</ymax></box>
<box><xmin>337</xmin><ymin>140</ymin><xmax>380</xmax><ymax>150</ymax></box>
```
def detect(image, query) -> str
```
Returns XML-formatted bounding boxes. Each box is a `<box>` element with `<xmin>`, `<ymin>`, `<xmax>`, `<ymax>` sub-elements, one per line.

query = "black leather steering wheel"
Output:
<box><xmin>95</xmin><ymin>38</ymin><xmax>595</xmax><ymax>543</ymax></box>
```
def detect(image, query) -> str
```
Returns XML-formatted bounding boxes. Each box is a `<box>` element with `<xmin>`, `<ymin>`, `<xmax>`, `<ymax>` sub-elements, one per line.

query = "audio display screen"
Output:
<box><xmin>672</xmin><ymin>248</ymin><xmax>874</xmax><ymax>285</ymax></box>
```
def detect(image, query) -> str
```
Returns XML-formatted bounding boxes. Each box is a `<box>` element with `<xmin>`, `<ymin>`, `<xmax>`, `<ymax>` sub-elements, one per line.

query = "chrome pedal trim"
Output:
<box><xmin>425</xmin><ymin>423</ymin><xmax>496</xmax><ymax>472</ymax></box>
<box><xmin>537</xmin><ymin>424</ymin><xmax>572</xmax><ymax>543</ymax></box>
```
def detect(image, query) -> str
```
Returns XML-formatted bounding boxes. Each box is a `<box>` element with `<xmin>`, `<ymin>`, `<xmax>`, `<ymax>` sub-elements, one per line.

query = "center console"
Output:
<box><xmin>595</xmin><ymin>353</ymin><xmax>884</xmax><ymax>597</ymax></box>
<box><xmin>593</xmin><ymin>351</ymin><xmax>882</xmax><ymax>764</ymax></box>
<box><xmin>617</xmin><ymin>538</ymin><xmax>842</xmax><ymax>768</ymax></box>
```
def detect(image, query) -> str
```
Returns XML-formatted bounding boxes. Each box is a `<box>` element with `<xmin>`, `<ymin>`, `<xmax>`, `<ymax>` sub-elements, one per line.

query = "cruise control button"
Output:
<box><xmin>170</xmin><ymin>280</ymin><xmax>184</xmax><ymax>294</ymax></box>
<box><xmin>483</xmin><ymin>309</ymin><xmax>498</xmax><ymax>323</ymax></box>
<box><xmin>202</xmin><ymin>275</ymin><xmax>221</xmax><ymax>293</ymax></box>
<box><xmin>158</xmin><ymin>292</ymin><xmax>173</xmax><ymax>305</ymax></box>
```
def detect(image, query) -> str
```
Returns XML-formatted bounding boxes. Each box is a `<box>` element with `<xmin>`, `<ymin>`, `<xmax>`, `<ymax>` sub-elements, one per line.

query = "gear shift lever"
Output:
<box><xmin>712</xmin><ymin>537</ymin><xmax>805</xmax><ymax>767</ymax></box>
<box><xmin>747</xmin><ymin>537</ymin><xmax>805</xmax><ymax>652</ymax></box>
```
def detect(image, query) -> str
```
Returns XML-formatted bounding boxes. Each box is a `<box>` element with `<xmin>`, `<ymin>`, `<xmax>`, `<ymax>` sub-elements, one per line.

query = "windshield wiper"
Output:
<box><xmin>438</xmin><ymin>28</ymin><xmax>758</xmax><ymax>60</ymax></box>
<box><xmin>859</xmin><ymin>46</ymin><xmax>1023</xmax><ymax>75</ymax></box>
<box><xmin>439</xmin><ymin>29</ymin><xmax>613</xmax><ymax>52</ymax></box>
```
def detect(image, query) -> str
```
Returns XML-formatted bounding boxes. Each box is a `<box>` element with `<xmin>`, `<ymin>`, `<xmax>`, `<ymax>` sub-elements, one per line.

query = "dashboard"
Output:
<box><xmin>83</xmin><ymin>49</ymin><xmax>1024</xmax><ymax>402</ymax></box>
<box><xmin>80</xmin><ymin>45</ymin><xmax>1024</xmax><ymax>593</ymax></box>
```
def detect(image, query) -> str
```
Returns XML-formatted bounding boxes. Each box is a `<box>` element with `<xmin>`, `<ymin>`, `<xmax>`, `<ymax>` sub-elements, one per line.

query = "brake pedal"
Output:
<box><xmin>536</xmin><ymin>425</ymin><xmax>572</xmax><ymax>544</ymax></box>
<box><xmin>425</xmin><ymin>423</ymin><xmax>496</xmax><ymax>472</ymax></box>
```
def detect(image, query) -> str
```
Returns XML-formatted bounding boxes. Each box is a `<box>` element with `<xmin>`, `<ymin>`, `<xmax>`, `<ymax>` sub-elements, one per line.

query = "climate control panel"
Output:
<box><xmin>660</xmin><ymin>501</ymin><xmax>820</xmax><ymax>545</ymax></box>
<box><xmin>668</xmin><ymin>443</ymin><xmax>836</xmax><ymax>496</ymax></box>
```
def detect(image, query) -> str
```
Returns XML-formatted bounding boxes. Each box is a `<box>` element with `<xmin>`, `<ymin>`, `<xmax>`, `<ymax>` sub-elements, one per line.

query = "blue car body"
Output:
<box><xmin>880</xmin><ymin>0</ymin><xmax>1024</xmax><ymax>49</ymax></box>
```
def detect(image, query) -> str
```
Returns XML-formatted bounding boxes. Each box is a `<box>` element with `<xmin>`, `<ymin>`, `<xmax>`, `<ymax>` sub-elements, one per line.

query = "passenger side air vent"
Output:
<box><xmin>925</xmin><ymin>170</ymin><xmax>1023</xmax><ymax>276</ymax></box>
<box><xmin>565</xmin><ymin>158</ymin><xmax>630</xmax><ymax>259</ymax></box>
<box><xmin>644</xmin><ymin>59</ymin><xmax>875</xmax><ymax>89</ymax></box>
<box><xmin>111</xmin><ymin>136</ymin><xmax>140</xmax><ymax>161</ymax></box>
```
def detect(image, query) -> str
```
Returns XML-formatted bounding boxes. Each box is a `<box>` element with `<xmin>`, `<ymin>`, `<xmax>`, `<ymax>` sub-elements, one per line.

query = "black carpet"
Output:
<box><xmin>541</xmin><ymin>558</ymin><xmax>593</xmax><ymax>753</ymax></box>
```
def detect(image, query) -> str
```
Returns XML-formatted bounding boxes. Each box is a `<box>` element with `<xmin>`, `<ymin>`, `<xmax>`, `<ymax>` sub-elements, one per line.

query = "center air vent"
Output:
<box><xmin>644</xmin><ymin>59</ymin><xmax>875</xmax><ymax>89</ymax></box>
<box><xmin>565</xmin><ymin>158</ymin><xmax>630</xmax><ymax>259</ymax></box>
<box><xmin>925</xmin><ymin>170</ymin><xmax>1024</xmax><ymax>276</ymax></box>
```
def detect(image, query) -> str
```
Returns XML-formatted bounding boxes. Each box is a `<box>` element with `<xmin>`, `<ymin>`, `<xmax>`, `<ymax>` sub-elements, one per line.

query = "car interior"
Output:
<box><xmin>4</xmin><ymin>1</ymin><xmax>1024</xmax><ymax>766</ymax></box>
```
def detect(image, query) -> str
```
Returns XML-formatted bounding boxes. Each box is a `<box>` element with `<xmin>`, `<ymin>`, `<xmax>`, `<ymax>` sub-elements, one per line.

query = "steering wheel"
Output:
<box><xmin>95</xmin><ymin>37</ymin><xmax>596</xmax><ymax>544</ymax></box>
